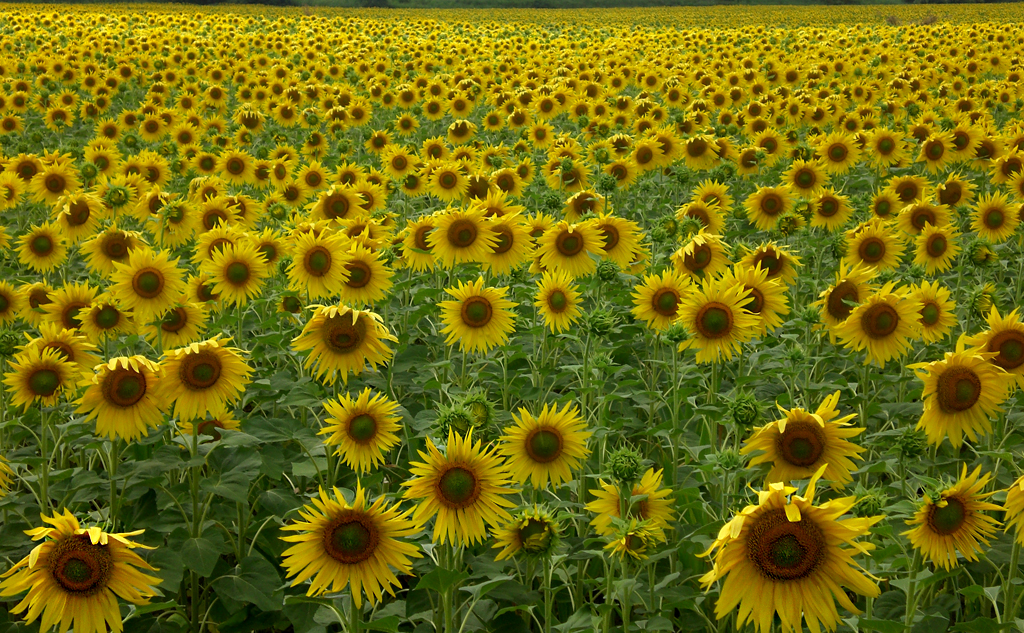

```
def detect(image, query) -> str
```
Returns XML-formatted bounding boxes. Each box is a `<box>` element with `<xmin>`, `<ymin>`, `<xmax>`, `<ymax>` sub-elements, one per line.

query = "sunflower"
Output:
<box><xmin>287</xmin><ymin>231</ymin><xmax>352</xmax><ymax>301</ymax></box>
<box><xmin>308</xmin><ymin>186</ymin><xmax>365</xmax><ymax>224</ymax></box>
<box><xmin>439</xmin><ymin>277</ymin><xmax>517</xmax><ymax>354</ymax></box>
<box><xmin>177</xmin><ymin>415</ymin><xmax>241</xmax><ymax>440</ymax></box>
<box><xmin>280</xmin><ymin>485</ymin><xmax>421</xmax><ymax>607</ymax></box>
<box><xmin>865</xmin><ymin>127</ymin><xmax>908</xmax><ymax>169</ymax></box>
<box><xmin>534</xmin><ymin>270</ymin><xmax>583</xmax><ymax>334</ymax></box>
<box><xmin>536</xmin><ymin>220</ymin><xmax>605</xmax><ymax>278</ymax></box>
<box><xmin>722</xmin><ymin>263</ymin><xmax>790</xmax><ymax>335</ymax></box>
<box><xmin>41</xmin><ymin>282</ymin><xmax>98</xmax><ymax>331</ymax></box>
<box><xmin>896</xmin><ymin>202</ymin><xmax>952</xmax><ymax>237</ymax></box>
<box><xmin>17</xmin><ymin>223</ymin><xmax>67</xmax><ymax>273</ymax></box>
<box><xmin>739</xmin><ymin>242</ymin><xmax>801</xmax><ymax>287</ymax></box>
<box><xmin>741</xmin><ymin>391</ymin><xmax>865</xmax><ymax>488</ymax></box>
<box><xmin>0</xmin><ymin>509</ymin><xmax>160</xmax><ymax>633</ymax></box>
<box><xmin>25</xmin><ymin>323</ymin><xmax>102</xmax><ymax>374</ymax></box>
<box><xmin>402</xmin><ymin>429</ymin><xmax>516</xmax><ymax>546</ymax></box>
<box><xmin>586</xmin><ymin>468</ymin><xmax>674</xmax><ymax>542</ymax></box>
<box><xmin>911</xmin><ymin>346</ymin><xmax>1014</xmax><ymax>448</ymax></box>
<box><xmin>203</xmin><ymin>242</ymin><xmax>270</xmax><ymax>308</ymax></box>
<box><xmin>429</xmin><ymin>207</ymin><xmax>497</xmax><ymax>269</ymax></box>
<box><xmin>910</xmin><ymin>281</ymin><xmax>957</xmax><ymax>344</ymax></box>
<box><xmin>744</xmin><ymin>186</ymin><xmax>796</xmax><ymax>232</ymax></box>
<box><xmin>1005</xmin><ymin>475</ymin><xmax>1024</xmax><ymax>546</ymax></box>
<box><xmin>320</xmin><ymin>388</ymin><xmax>403</xmax><ymax>475</ymax></box>
<box><xmin>871</xmin><ymin>189</ymin><xmax>901</xmax><ymax>220</ymax></box>
<box><xmin>836</xmin><ymin>282</ymin><xmax>921</xmax><ymax>368</ymax></box>
<box><xmin>631</xmin><ymin>269</ymin><xmax>689</xmax><ymax>331</ymax></box>
<box><xmin>81</xmin><ymin>228</ymin><xmax>147</xmax><ymax>276</ymax></box>
<box><xmin>76</xmin><ymin>356</ymin><xmax>164</xmax><ymax>442</ymax></box>
<box><xmin>482</xmin><ymin>214</ymin><xmax>534</xmax><ymax>275</ymax></box>
<box><xmin>593</xmin><ymin>213</ymin><xmax>642</xmax><ymax>269</ymax></box>
<box><xmin>699</xmin><ymin>466</ymin><xmax>880</xmax><ymax>633</ymax></box>
<box><xmin>886</xmin><ymin>174</ymin><xmax>929</xmax><ymax>207</ymax></box>
<box><xmin>814</xmin><ymin>130</ymin><xmax>862</xmax><ymax>174</ymax></box>
<box><xmin>0</xmin><ymin>280</ymin><xmax>24</xmax><ymax>325</ymax></box>
<box><xmin>918</xmin><ymin>132</ymin><xmax>954</xmax><ymax>173</ymax></box>
<box><xmin>843</xmin><ymin>218</ymin><xmax>905</xmax><ymax>272</ymax></box>
<box><xmin>142</xmin><ymin>302</ymin><xmax>209</xmax><ymax>351</ymax></box>
<box><xmin>808</xmin><ymin>188</ymin><xmax>853</xmax><ymax>232</ymax></box>
<box><xmin>671</xmin><ymin>231</ymin><xmax>732</xmax><ymax>281</ymax></box>
<box><xmin>400</xmin><ymin>216</ymin><xmax>436</xmax><ymax>272</ymax></box>
<box><xmin>676</xmin><ymin>276</ymin><xmax>759</xmax><ymax>364</ymax></box>
<box><xmin>427</xmin><ymin>161</ymin><xmax>469</xmax><ymax>202</ymax></box>
<box><xmin>972</xmin><ymin>192</ymin><xmax>1020</xmax><ymax>243</ymax></box>
<box><xmin>292</xmin><ymin>305</ymin><xmax>396</xmax><ymax>385</ymax></box>
<box><xmin>157</xmin><ymin>335</ymin><xmax>252</xmax><ymax>422</ymax></box>
<box><xmin>492</xmin><ymin>505</ymin><xmax>561</xmax><ymax>560</ymax></box>
<box><xmin>605</xmin><ymin>520</ymin><xmax>659</xmax><ymax>562</ymax></box>
<box><xmin>78</xmin><ymin>295</ymin><xmax>135</xmax><ymax>343</ymax></box>
<box><xmin>339</xmin><ymin>243</ymin><xmax>393</xmax><ymax>307</ymax></box>
<box><xmin>781</xmin><ymin>159</ymin><xmax>829</xmax><ymax>198</ymax></box>
<box><xmin>937</xmin><ymin>173</ymin><xmax>976</xmax><ymax>208</ymax></box>
<box><xmin>913</xmin><ymin>222</ymin><xmax>961</xmax><ymax>274</ymax></box>
<box><xmin>55</xmin><ymin>193</ymin><xmax>105</xmax><ymax>244</ymax></box>
<box><xmin>964</xmin><ymin>307</ymin><xmax>1024</xmax><ymax>390</ymax></box>
<box><xmin>3</xmin><ymin>347</ymin><xmax>77</xmax><ymax>410</ymax></box>
<box><xmin>904</xmin><ymin>465</ymin><xmax>1002</xmax><ymax>570</ymax></box>
<box><xmin>29</xmin><ymin>161</ymin><xmax>81</xmax><ymax>205</ymax></box>
<box><xmin>677</xmin><ymin>200</ymin><xmax>726</xmax><ymax>235</ymax></box>
<box><xmin>498</xmin><ymin>402</ymin><xmax>591</xmax><ymax>489</ymax></box>
<box><xmin>110</xmin><ymin>248</ymin><xmax>187</xmax><ymax>322</ymax></box>
<box><xmin>0</xmin><ymin>455</ymin><xmax>12</xmax><ymax>497</ymax></box>
<box><xmin>19</xmin><ymin>282</ymin><xmax>54</xmax><ymax>328</ymax></box>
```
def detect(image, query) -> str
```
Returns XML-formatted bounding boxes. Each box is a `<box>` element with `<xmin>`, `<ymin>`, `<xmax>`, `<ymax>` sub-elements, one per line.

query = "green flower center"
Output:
<box><xmin>134</xmin><ymin>270</ymin><xmax>163</xmax><ymax>298</ymax></box>
<box><xmin>348</xmin><ymin>414</ymin><xmax>377</xmax><ymax>443</ymax></box>
<box><xmin>30</xmin><ymin>369</ymin><xmax>60</xmax><ymax>396</ymax></box>
<box><xmin>526</xmin><ymin>428</ymin><xmax>562</xmax><ymax>463</ymax></box>
<box><xmin>548</xmin><ymin>290</ymin><xmax>568</xmax><ymax>312</ymax></box>
<box><xmin>462</xmin><ymin>298</ymin><xmax>492</xmax><ymax>327</ymax></box>
<box><xmin>936</xmin><ymin>366</ymin><xmax>982</xmax><ymax>413</ymax></box>
<box><xmin>928</xmin><ymin>498</ymin><xmax>966</xmax><ymax>535</ymax></box>
<box><xmin>439</xmin><ymin>466</ymin><xmax>478</xmax><ymax>507</ymax></box>
<box><xmin>770</xmin><ymin>534</ymin><xmax>804</xmax><ymax>568</ymax></box>
<box><xmin>31</xmin><ymin>235</ymin><xmax>54</xmax><ymax>256</ymax></box>
<box><xmin>984</xmin><ymin>210</ymin><xmax>1004</xmax><ymax>229</ymax></box>
<box><xmin>697</xmin><ymin>304</ymin><xmax>731</xmax><ymax>338</ymax></box>
<box><xmin>226</xmin><ymin>262</ymin><xmax>249</xmax><ymax>285</ymax></box>
<box><xmin>921</xmin><ymin>303</ymin><xmax>940</xmax><ymax>326</ymax></box>
<box><xmin>306</xmin><ymin>247</ymin><xmax>331</xmax><ymax>276</ymax></box>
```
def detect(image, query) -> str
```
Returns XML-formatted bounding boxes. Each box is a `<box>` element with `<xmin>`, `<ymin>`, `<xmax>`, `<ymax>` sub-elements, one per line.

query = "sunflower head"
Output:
<box><xmin>492</xmin><ymin>505</ymin><xmax>561</xmax><ymax>561</ymax></box>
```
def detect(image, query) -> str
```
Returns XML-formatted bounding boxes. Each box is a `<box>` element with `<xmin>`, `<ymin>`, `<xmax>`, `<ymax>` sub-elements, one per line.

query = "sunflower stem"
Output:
<box><xmin>349</xmin><ymin>594</ymin><xmax>361</xmax><ymax>633</ymax></box>
<box><xmin>190</xmin><ymin>421</ymin><xmax>204</xmax><ymax>633</ymax></box>
<box><xmin>39</xmin><ymin>406</ymin><xmax>51</xmax><ymax>512</ymax></box>
<box><xmin>542</xmin><ymin>555</ymin><xmax>554</xmax><ymax>633</ymax></box>
<box><xmin>107</xmin><ymin>438</ymin><xmax>120</xmax><ymax>531</ymax></box>
<box><xmin>1004</xmin><ymin>539</ymin><xmax>1020</xmax><ymax>623</ymax></box>
<box><xmin>904</xmin><ymin>549</ymin><xmax>923</xmax><ymax>629</ymax></box>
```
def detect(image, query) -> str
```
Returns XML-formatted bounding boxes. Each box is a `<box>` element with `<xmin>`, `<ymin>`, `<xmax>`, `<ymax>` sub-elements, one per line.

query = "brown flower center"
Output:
<box><xmin>936</xmin><ymin>365</ymin><xmax>982</xmax><ymax>413</ymax></box>
<box><xmin>747</xmin><ymin>508</ymin><xmax>825</xmax><ymax>581</ymax></box>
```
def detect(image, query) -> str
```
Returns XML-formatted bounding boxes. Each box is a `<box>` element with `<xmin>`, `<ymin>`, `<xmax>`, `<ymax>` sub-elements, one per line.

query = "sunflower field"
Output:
<box><xmin>2</xmin><ymin>4</ymin><xmax>1024</xmax><ymax>633</ymax></box>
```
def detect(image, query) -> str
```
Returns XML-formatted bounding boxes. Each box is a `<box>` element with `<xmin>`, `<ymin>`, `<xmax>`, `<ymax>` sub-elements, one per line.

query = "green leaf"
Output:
<box><xmin>413</xmin><ymin>566</ymin><xmax>469</xmax><ymax>594</ymax></box>
<box><xmin>211</xmin><ymin>554</ymin><xmax>283</xmax><ymax>613</ymax></box>
<box><xmin>179</xmin><ymin>532</ymin><xmax>225</xmax><ymax>578</ymax></box>
<box><xmin>460</xmin><ymin>574</ymin><xmax>514</xmax><ymax>599</ymax></box>
<box><xmin>364</xmin><ymin>615</ymin><xmax>401</xmax><ymax>633</ymax></box>
<box><xmin>952</xmin><ymin>618</ymin><xmax>1013</xmax><ymax>633</ymax></box>
<box><xmin>858</xmin><ymin>619</ymin><xmax>907</xmax><ymax>633</ymax></box>
<box><xmin>488</xmin><ymin>612</ymin><xmax>531</xmax><ymax>633</ymax></box>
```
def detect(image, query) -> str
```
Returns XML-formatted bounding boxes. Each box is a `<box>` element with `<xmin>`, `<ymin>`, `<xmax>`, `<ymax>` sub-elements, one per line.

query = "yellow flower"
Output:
<box><xmin>631</xmin><ymin>269</ymin><xmax>690</xmax><ymax>331</ymax></box>
<box><xmin>76</xmin><ymin>356</ymin><xmax>164</xmax><ymax>442</ymax></box>
<box><xmin>498</xmin><ymin>402</ymin><xmax>591</xmax><ymax>489</ymax></box>
<box><xmin>835</xmin><ymin>282</ymin><xmax>921</xmax><ymax>368</ymax></box>
<box><xmin>675</xmin><ymin>276</ymin><xmax>760</xmax><ymax>364</ymax></box>
<box><xmin>320</xmin><ymin>388</ymin><xmax>403</xmax><ymax>475</ymax></box>
<box><xmin>534</xmin><ymin>270</ymin><xmax>583</xmax><ymax>334</ymax></box>
<box><xmin>292</xmin><ymin>305</ymin><xmax>396</xmax><ymax>385</ymax></box>
<box><xmin>439</xmin><ymin>277</ymin><xmax>517</xmax><ymax>354</ymax></box>
<box><xmin>157</xmin><ymin>335</ymin><xmax>252</xmax><ymax>422</ymax></box>
<box><xmin>110</xmin><ymin>248</ymin><xmax>187</xmax><ymax>323</ymax></box>
<box><xmin>586</xmin><ymin>468</ymin><xmax>674</xmax><ymax>542</ymax></box>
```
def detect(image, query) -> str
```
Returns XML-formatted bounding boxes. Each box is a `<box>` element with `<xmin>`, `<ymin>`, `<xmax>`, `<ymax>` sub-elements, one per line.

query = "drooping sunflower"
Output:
<box><xmin>586</xmin><ymin>468</ymin><xmax>675</xmax><ymax>542</ymax></box>
<box><xmin>292</xmin><ymin>305</ymin><xmax>396</xmax><ymax>385</ymax></box>
<box><xmin>339</xmin><ymin>243</ymin><xmax>393</xmax><ymax>306</ymax></box>
<box><xmin>0</xmin><ymin>509</ymin><xmax>160</xmax><ymax>633</ymax></box>
<box><xmin>498</xmin><ymin>402</ymin><xmax>591</xmax><ymax>489</ymax></box>
<box><xmin>18</xmin><ymin>282</ymin><xmax>53</xmax><ymax>328</ymax></box>
<box><xmin>677</xmin><ymin>200</ymin><xmax>726</xmax><ymax>235</ymax></box>
<box><xmin>110</xmin><ymin>248</ymin><xmax>187</xmax><ymax>322</ymax></box>
<box><xmin>202</xmin><ymin>242</ymin><xmax>270</xmax><ymax>308</ymax></box>
<box><xmin>320</xmin><ymin>388</ymin><xmax>403</xmax><ymax>475</ymax></box>
<box><xmin>972</xmin><ymin>191</ymin><xmax>1020</xmax><ymax>243</ymax></box>
<box><xmin>964</xmin><ymin>307</ymin><xmax>1024</xmax><ymax>390</ymax></box>
<box><xmin>699</xmin><ymin>467</ymin><xmax>880</xmax><ymax>633</ymax></box>
<box><xmin>492</xmin><ymin>505</ymin><xmax>561</xmax><ymax>561</ymax></box>
<box><xmin>739</xmin><ymin>242</ymin><xmax>802</xmax><ymax>287</ymax></box>
<box><xmin>439</xmin><ymin>277</ymin><xmax>517</xmax><ymax>354</ymax></box>
<box><xmin>722</xmin><ymin>263</ymin><xmax>790</xmax><ymax>335</ymax></box>
<box><xmin>605</xmin><ymin>520</ymin><xmax>659</xmax><ymax>562</ymax></box>
<box><xmin>913</xmin><ymin>222</ymin><xmax>961</xmax><ymax>274</ymax></box>
<box><xmin>399</xmin><ymin>216</ymin><xmax>436</xmax><ymax>272</ymax></box>
<box><xmin>287</xmin><ymin>231</ymin><xmax>352</xmax><ymax>301</ymax></box>
<box><xmin>17</xmin><ymin>223</ymin><xmax>67</xmax><ymax>273</ymax></box>
<box><xmin>741</xmin><ymin>391</ymin><xmax>865</xmax><ymax>488</ymax></box>
<box><xmin>744</xmin><ymin>186</ymin><xmax>796</xmax><ymax>232</ymax></box>
<box><xmin>836</xmin><ymin>282</ymin><xmax>921</xmax><ymax>368</ymax></box>
<box><xmin>402</xmin><ymin>429</ymin><xmax>516</xmax><ymax>546</ymax></box>
<box><xmin>676</xmin><ymin>276</ymin><xmax>759</xmax><ymax>364</ymax></box>
<box><xmin>157</xmin><ymin>335</ymin><xmax>252</xmax><ymax>422</ymax></box>
<box><xmin>631</xmin><ymin>269</ymin><xmax>691</xmax><ymax>331</ymax></box>
<box><xmin>2</xmin><ymin>347</ymin><xmax>77</xmax><ymax>410</ymax></box>
<box><xmin>910</xmin><ymin>281</ymin><xmax>957</xmax><ymax>343</ymax></box>
<box><xmin>280</xmin><ymin>485</ymin><xmax>421</xmax><ymax>607</ymax></box>
<box><xmin>671</xmin><ymin>231</ymin><xmax>732</xmax><ymax>281</ymax></box>
<box><xmin>843</xmin><ymin>218</ymin><xmax>906</xmax><ymax>272</ymax></box>
<box><xmin>142</xmin><ymin>302</ymin><xmax>209</xmax><ymax>351</ymax></box>
<box><xmin>904</xmin><ymin>465</ymin><xmax>1002</xmax><ymax>570</ymax></box>
<box><xmin>177</xmin><ymin>415</ymin><xmax>241</xmax><ymax>440</ymax></box>
<box><xmin>911</xmin><ymin>346</ymin><xmax>1014</xmax><ymax>448</ymax></box>
<box><xmin>428</xmin><ymin>206</ymin><xmax>497</xmax><ymax>269</ymax></box>
<box><xmin>55</xmin><ymin>193</ymin><xmax>105</xmax><ymax>244</ymax></box>
<box><xmin>536</xmin><ymin>219</ymin><xmax>606</xmax><ymax>278</ymax></box>
<box><xmin>534</xmin><ymin>270</ymin><xmax>583</xmax><ymax>334</ymax></box>
<box><xmin>76</xmin><ymin>356</ymin><xmax>164</xmax><ymax>442</ymax></box>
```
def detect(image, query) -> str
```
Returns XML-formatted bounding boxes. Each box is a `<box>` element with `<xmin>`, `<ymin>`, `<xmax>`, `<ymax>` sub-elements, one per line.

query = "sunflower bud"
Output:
<box><xmin>728</xmin><ymin>392</ymin><xmax>762</xmax><ymax>428</ymax></box>
<box><xmin>560</xmin><ymin>158</ymin><xmax>575</xmax><ymax>174</ymax></box>
<box><xmin>660</xmin><ymin>217</ymin><xmax>678</xmax><ymax>239</ymax></box>
<box><xmin>664</xmin><ymin>323</ymin><xmax>689</xmax><ymax>344</ymax></box>
<box><xmin>893</xmin><ymin>427</ymin><xmax>928</xmax><ymax>461</ymax></box>
<box><xmin>596</xmin><ymin>259</ymin><xmax>619</xmax><ymax>282</ymax></box>
<box><xmin>967</xmin><ymin>239</ymin><xmax>997</xmax><ymax>266</ymax></box>
<box><xmin>269</xmin><ymin>203</ymin><xmax>289</xmax><ymax>221</ymax></box>
<box><xmin>583</xmin><ymin>309</ymin><xmax>617</xmax><ymax>337</ymax></box>
<box><xmin>79</xmin><ymin>161</ymin><xmax>98</xmax><ymax>181</ymax></box>
<box><xmin>436</xmin><ymin>403</ymin><xmax>475</xmax><ymax>437</ymax></box>
<box><xmin>543</xmin><ymin>191</ymin><xmax>563</xmax><ymax>212</ymax></box>
<box><xmin>597</xmin><ymin>173</ymin><xmax>617</xmax><ymax>194</ymax></box>
<box><xmin>715</xmin><ymin>448</ymin><xmax>743</xmax><ymax>471</ymax></box>
<box><xmin>607</xmin><ymin>446</ymin><xmax>643</xmax><ymax>484</ymax></box>
<box><xmin>461</xmin><ymin>391</ymin><xmax>496</xmax><ymax>429</ymax></box>
<box><xmin>0</xmin><ymin>330</ymin><xmax>20</xmax><ymax>357</ymax></box>
<box><xmin>776</xmin><ymin>212</ymin><xmax>805</xmax><ymax>236</ymax></box>
<box><xmin>677</xmin><ymin>217</ymin><xmax>704</xmax><ymax>240</ymax></box>
<box><xmin>971</xmin><ymin>282</ymin><xmax>998</xmax><ymax>318</ymax></box>
<box><xmin>799</xmin><ymin>305</ymin><xmax>820</xmax><ymax>324</ymax></box>
<box><xmin>852</xmin><ymin>484</ymin><xmax>889</xmax><ymax>518</ymax></box>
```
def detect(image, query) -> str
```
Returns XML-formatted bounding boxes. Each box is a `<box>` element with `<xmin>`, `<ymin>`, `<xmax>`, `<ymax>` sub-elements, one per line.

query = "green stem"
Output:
<box><xmin>1005</xmin><ymin>539</ymin><xmax>1021</xmax><ymax>622</ymax></box>
<box><xmin>40</xmin><ymin>406</ymin><xmax>51</xmax><ymax>512</ymax></box>
<box><xmin>905</xmin><ymin>549</ymin><xmax>922</xmax><ymax>629</ymax></box>
<box><xmin>191</xmin><ymin>422</ymin><xmax>203</xmax><ymax>633</ymax></box>
<box><xmin>542</xmin><ymin>555</ymin><xmax>553</xmax><ymax>633</ymax></box>
<box><xmin>108</xmin><ymin>439</ymin><xmax>120</xmax><ymax>530</ymax></box>
<box><xmin>349</xmin><ymin>594</ymin><xmax>361</xmax><ymax>633</ymax></box>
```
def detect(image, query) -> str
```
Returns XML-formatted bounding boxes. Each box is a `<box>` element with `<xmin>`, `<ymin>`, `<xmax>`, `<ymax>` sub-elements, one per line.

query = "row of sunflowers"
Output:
<box><xmin>1</xmin><ymin>5</ymin><xmax>1024</xmax><ymax>633</ymax></box>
